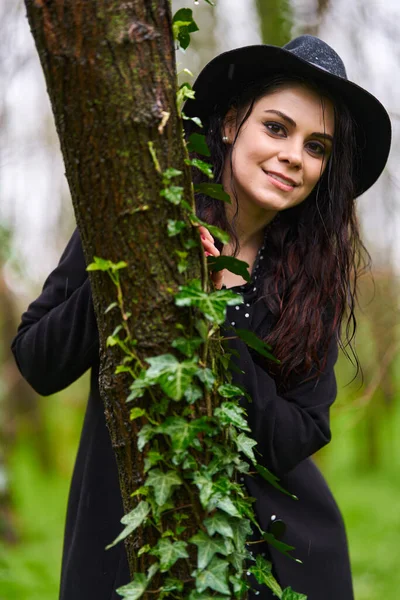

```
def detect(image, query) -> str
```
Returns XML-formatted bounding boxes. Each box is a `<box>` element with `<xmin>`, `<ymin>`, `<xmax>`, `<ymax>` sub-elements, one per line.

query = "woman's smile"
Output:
<box><xmin>262</xmin><ymin>169</ymin><xmax>299</xmax><ymax>192</ymax></box>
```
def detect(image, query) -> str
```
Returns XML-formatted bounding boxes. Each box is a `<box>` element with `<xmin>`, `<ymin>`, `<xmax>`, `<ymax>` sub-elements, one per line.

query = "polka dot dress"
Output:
<box><xmin>222</xmin><ymin>240</ymin><xmax>266</xmax><ymax>331</ymax></box>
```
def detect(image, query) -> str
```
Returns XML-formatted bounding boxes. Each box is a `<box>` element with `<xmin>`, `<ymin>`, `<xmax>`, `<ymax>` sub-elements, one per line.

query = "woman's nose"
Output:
<box><xmin>278</xmin><ymin>143</ymin><xmax>303</xmax><ymax>169</ymax></box>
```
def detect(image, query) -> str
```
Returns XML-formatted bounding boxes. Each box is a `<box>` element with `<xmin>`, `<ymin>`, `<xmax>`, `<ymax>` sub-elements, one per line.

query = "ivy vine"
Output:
<box><xmin>86</xmin><ymin>3</ymin><xmax>307</xmax><ymax>599</ymax></box>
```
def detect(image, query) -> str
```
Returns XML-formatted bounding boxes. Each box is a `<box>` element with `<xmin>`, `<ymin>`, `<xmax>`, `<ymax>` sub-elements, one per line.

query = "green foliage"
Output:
<box><xmin>175</xmin><ymin>279</ymin><xmax>243</xmax><ymax>325</ymax></box>
<box><xmin>172</xmin><ymin>8</ymin><xmax>199</xmax><ymax>50</ymax></box>
<box><xmin>106</xmin><ymin>501</ymin><xmax>150</xmax><ymax>549</ymax></box>
<box><xmin>194</xmin><ymin>182</ymin><xmax>231</xmax><ymax>203</ymax></box>
<box><xmin>3</xmin><ymin>394</ymin><xmax>400</xmax><ymax>600</ymax></box>
<box><xmin>185</xmin><ymin>157</ymin><xmax>213</xmax><ymax>179</ymax></box>
<box><xmin>187</xmin><ymin>133</ymin><xmax>211</xmax><ymax>157</ymax></box>
<box><xmin>149</xmin><ymin>538</ymin><xmax>189</xmax><ymax>572</ymax></box>
<box><xmin>117</xmin><ymin>563</ymin><xmax>159</xmax><ymax>600</ymax></box>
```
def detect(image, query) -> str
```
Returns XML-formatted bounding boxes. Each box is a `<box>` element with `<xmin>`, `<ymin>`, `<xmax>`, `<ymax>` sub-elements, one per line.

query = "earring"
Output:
<box><xmin>222</xmin><ymin>135</ymin><xmax>229</xmax><ymax>143</ymax></box>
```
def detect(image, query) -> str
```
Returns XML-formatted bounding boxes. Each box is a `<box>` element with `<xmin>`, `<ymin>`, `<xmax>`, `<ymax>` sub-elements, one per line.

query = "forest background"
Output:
<box><xmin>1</xmin><ymin>1</ymin><xmax>399</xmax><ymax>599</ymax></box>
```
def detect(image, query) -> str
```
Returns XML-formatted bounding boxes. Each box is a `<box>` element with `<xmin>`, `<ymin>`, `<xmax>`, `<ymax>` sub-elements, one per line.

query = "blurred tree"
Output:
<box><xmin>255</xmin><ymin>0</ymin><xmax>293</xmax><ymax>45</ymax></box>
<box><xmin>0</xmin><ymin>231</ymin><xmax>52</xmax><ymax>544</ymax></box>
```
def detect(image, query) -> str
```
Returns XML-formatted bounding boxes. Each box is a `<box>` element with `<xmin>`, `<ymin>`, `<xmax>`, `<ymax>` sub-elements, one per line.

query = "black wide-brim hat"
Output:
<box><xmin>183</xmin><ymin>35</ymin><xmax>392</xmax><ymax>198</ymax></box>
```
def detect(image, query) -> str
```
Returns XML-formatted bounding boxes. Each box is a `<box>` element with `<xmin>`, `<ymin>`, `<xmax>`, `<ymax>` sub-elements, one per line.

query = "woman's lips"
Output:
<box><xmin>263</xmin><ymin>170</ymin><xmax>296</xmax><ymax>192</ymax></box>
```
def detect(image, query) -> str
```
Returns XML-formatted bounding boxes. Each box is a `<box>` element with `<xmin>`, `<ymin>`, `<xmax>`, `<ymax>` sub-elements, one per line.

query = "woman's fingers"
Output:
<box><xmin>195</xmin><ymin>224</ymin><xmax>224</xmax><ymax>289</ymax></box>
<box><xmin>197</xmin><ymin>225</ymin><xmax>214</xmax><ymax>244</ymax></box>
<box><xmin>201</xmin><ymin>236</ymin><xmax>220</xmax><ymax>256</ymax></box>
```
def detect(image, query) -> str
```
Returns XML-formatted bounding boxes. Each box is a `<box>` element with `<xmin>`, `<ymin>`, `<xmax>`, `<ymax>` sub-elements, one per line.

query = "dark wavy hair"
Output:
<box><xmin>186</xmin><ymin>73</ymin><xmax>369</xmax><ymax>382</ymax></box>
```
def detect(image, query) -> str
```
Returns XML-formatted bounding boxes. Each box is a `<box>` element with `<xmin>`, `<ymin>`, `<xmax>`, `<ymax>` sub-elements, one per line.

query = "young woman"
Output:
<box><xmin>11</xmin><ymin>35</ymin><xmax>391</xmax><ymax>599</ymax></box>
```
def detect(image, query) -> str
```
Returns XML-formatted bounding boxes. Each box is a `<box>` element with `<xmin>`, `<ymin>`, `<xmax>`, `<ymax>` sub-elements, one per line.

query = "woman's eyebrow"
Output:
<box><xmin>263</xmin><ymin>109</ymin><xmax>333</xmax><ymax>143</ymax></box>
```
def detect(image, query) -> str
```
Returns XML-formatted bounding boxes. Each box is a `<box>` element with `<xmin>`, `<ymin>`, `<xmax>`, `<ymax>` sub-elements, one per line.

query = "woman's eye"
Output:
<box><xmin>264</xmin><ymin>122</ymin><xmax>286</xmax><ymax>136</ymax></box>
<box><xmin>307</xmin><ymin>141</ymin><xmax>326</xmax><ymax>156</ymax></box>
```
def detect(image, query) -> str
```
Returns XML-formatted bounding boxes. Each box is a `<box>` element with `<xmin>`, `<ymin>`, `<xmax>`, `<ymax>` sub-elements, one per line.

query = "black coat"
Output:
<box><xmin>11</xmin><ymin>227</ymin><xmax>354</xmax><ymax>600</ymax></box>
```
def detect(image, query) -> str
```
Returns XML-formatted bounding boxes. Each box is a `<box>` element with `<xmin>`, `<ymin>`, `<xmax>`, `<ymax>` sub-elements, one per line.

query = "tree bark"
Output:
<box><xmin>24</xmin><ymin>0</ymin><xmax>205</xmax><ymax>583</ymax></box>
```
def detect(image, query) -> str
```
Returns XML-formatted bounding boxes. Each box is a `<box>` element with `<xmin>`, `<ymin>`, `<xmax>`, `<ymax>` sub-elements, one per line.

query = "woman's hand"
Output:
<box><xmin>196</xmin><ymin>225</ymin><xmax>225</xmax><ymax>290</ymax></box>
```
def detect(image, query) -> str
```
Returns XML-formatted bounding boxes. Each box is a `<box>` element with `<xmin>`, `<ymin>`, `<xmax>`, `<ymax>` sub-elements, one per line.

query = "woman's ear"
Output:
<box><xmin>222</xmin><ymin>108</ymin><xmax>237</xmax><ymax>143</ymax></box>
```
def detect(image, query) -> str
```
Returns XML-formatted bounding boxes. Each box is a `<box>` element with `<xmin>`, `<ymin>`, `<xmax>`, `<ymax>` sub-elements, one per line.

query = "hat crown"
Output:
<box><xmin>283</xmin><ymin>35</ymin><xmax>347</xmax><ymax>80</ymax></box>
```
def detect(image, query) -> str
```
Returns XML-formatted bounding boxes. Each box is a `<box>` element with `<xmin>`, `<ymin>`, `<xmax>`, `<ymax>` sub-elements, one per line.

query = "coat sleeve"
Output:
<box><xmin>225</xmin><ymin>331</ymin><xmax>339</xmax><ymax>476</ymax></box>
<box><xmin>10</xmin><ymin>227</ymin><xmax>100</xmax><ymax>397</ymax></box>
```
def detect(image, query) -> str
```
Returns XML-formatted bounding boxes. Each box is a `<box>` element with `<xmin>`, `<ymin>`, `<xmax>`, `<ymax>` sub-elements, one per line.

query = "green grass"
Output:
<box><xmin>1</xmin><ymin>366</ymin><xmax>400</xmax><ymax>600</ymax></box>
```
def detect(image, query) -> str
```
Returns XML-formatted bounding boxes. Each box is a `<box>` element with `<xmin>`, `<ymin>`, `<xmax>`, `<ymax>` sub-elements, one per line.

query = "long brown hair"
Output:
<box><xmin>186</xmin><ymin>73</ymin><xmax>369</xmax><ymax>382</ymax></box>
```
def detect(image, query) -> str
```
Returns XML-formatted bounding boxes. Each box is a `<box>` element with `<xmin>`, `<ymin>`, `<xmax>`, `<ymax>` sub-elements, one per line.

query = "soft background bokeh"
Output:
<box><xmin>1</xmin><ymin>1</ymin><xmax>399</xmax><ymax>599</ymax></box>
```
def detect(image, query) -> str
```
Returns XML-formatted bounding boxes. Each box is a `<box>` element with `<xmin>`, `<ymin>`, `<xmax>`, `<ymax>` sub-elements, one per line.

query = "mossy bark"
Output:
<box><xmin>24</xmin><ymin>0</ymin><xmax>209</xmax><ymax>586</ymax></box>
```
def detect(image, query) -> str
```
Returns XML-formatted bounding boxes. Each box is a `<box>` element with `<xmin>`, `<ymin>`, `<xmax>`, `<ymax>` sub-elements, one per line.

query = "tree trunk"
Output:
<box><xmin>24</xmin><ymin>0</ymin><xmax>205</xmax><ymax>583</ymax></box>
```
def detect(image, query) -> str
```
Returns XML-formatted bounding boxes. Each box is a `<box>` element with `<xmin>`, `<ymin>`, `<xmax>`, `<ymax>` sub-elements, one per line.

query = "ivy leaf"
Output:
<box><xmin>229</xmin><ymin>575</ymin><xmax>251</xmax><ymax>598</ymax></box>
<box><xmin>192</xmin><ymin>472</ymin><xmax>214</xmax><ymax>508</ymax></box>
<box><xmin>213</xmin><ymin>496</ymin><xmax>241</xmax><ymax>518</ymax></box>
<box><xmin>261</xmin><ymin>532</ymin><xmax>297</xmax><ymax>560</ymax></box>
<box><xmin>203</xmin><ymin>511</ymin><xmax>234</xmax><ymax>540</ymax></box>
<box><xmin>183</xmin><ymin>383</ymin><xmax>203</xmax><ymax>404</ymax></box>
<box><xmin>106</xmin><ymin>501</ymin><xmax>150</xmax><ymax>550</ymax></box>
<box><xmin>187</xmin><ymin>133</ymin><xmax>211</xmax><ymax>157</ymax></box>
<box><xmin>149</xmin><ymin>538</ymin><xmax>189</xmax><ymax>572</ymax></box>
<box><xmin>167</xmin><ymin>219</ymin><xmax>186</xmax><ymax>237</ymax></box>
<box><xmin>86</xmin><ymin>256</ymin><xmax>127</xmax><ymax>272</ymax></box>
<box><xmin>104</xmin><ymin>301</ymin><xmax>118</xmax><ymax>314</ymax></box>
<box><xmin>227</xmin><ymin>548</ymin><xmax>250</xmax><ymax>573</ymax></box>
<box><xmin>185</xmin><ymin>157</ymin><xmax>213</xmax><ymax>178</ymax></box>
<box><xmin>144</xmin><ymin>469</ymin><xmax>183</xmax><ymax>506</ymax></box>
<box><xmin>230</xmin><ymin>517</ymin><xmax>253</xmax><ymax>551</ymax></box>
<box><xmin>194</xmin><ymin>182</ymin><xmax>231</xmax><ymax>203</ymax></box>
<box><xmin>255</xmin><ymin>464</ymin><xmax>298</xmax><ymax>500</ymax></box>
<box><xmin>281</xmin><ymin>587</ymin><xmax>308</xmax><ymax>600</ymax></box>
<box><xmin>161</xmin><ymin>577</ymin><xmax>184</xmax><ymax>593</ymax></box>
<box><xmin>137</xmin><ymin>424</ymin><xmax>156</xmax><ymax>452</ymax></box>
<box><xmin>137</xmin><ymin>543</ymin><xmax>151</xmax><ymax>557</ymax></box>
<box><xmin>190</xmin><ymin>216</ymin><xmax>230</xmax><ymax>244</ymax></box>
<box><xmin>160</xmin><ymin>185</ymin><xmax>183</xmax><ymax>205</ymax></box>
<box><xmin>127</xmin><ymin>370</ymin><xmax>148</xmax><ymax>402</ymax></box>
<box><xmin>194</xmin><ymin>555</ymin><xmax>231</xmax><ymax>595</ymax></box>
<box><xmin>155</xmin><ymin>416</ymin><xmax>215</xmax><ymax>453</ymax></box>
<box><xmin>214</xmin><ymin>402</ymin><xmax>250</xmax><ymax>432</ymax></box>
<box><xmin>234</xmin><ymin>496</ymin><xmax>258</xmax><ymax>524</ymax></box>
<box><xmin>163</xmin><ymin>167</ymin><xmax>182</xmax><ymax>180</ymax></box>
<box><xmin>249</xmin><ymin>555</ymin><xmax>283</xmax><ymax>598</ymax></box>
<box><xmin>217</xmin><ymin>383</ymin><xmax>247</xmax><ymax>399</ymax></box>
<box><xmin>144</xmin><ymin>451</ymin><xmax>163</xmax><ymax>473</ymax></box>
<box><xmin>130</xmin><ymin>407</ymin><xmax>146</xmax><ymax>421</ymax></box>
<box><xmin>172</xmin><ymin>8</ymin><xmax>199</xmax><ymax>50</ymax></box>
<box><xmin>116</xmin><ymin>574</ymin><xmax>147</xmax><ymax>600</ymax></box>
<box><xmin>146</xmin><ymin>353</ymin><xmax>199</xmax><ymax>401</ymax></box>
<box><xmin>177</xmin><ymin>83</ymin><xmax>196</xmax><ymax>111</ymax></box>
<box><xmin>182</xmin><ymin>453</ymin><xmax>197</xmax><ymax>471</ymax></box>
<box><xmin>189</xmin><ymin>531</ymin><xmax>229</xmax><ymax>570</ymax></box>
<box><xmin>175</xmin><ymin>278</ymin><xmax>242</xmax><ymax>325</ymax></box>
<box><xmin>195</xmin><ymin>366</ymin><xmax>216</xmax><ymax>391</ymax></box>
<box><xmin>116</xmin><ymin>563</ymin><xmax>159</xmax><ymax>600</ymax></box>
<box><xmin>171</xmin><ymin>336</ymin><xmax>203</xmax><ymax>358</ymax></box>
<box><xmin>181</xmin><ymin>111</ymin><xmax>203</xmax><ymax>129</ymax></box>
<box><xmin>207</xmin><ymin>255</ymin><xmax>251</xmax><ymax>282</ymax></box>
<box><xmin>234</xmin><ymin>432</ymin><xmax>258</xmax><ymax>463</ymax></box>
<box><xmin>234</xmin><ymin>328</ymin><xmax>280</xmax><ymax>363</ymax></box>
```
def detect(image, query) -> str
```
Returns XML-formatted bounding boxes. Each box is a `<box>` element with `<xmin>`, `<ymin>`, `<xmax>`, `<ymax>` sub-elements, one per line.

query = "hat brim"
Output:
<box><xmin>184</xmin><ymin>45</ymin><xmax>392</xmax><ymax>198</ymax></box>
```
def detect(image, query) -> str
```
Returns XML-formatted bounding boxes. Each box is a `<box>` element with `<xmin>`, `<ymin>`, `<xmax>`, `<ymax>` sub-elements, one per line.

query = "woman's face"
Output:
<box><xmin>222</xmin><ymin>83</ymin><xmax>335</xmax><ymax>220</ymax></box>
